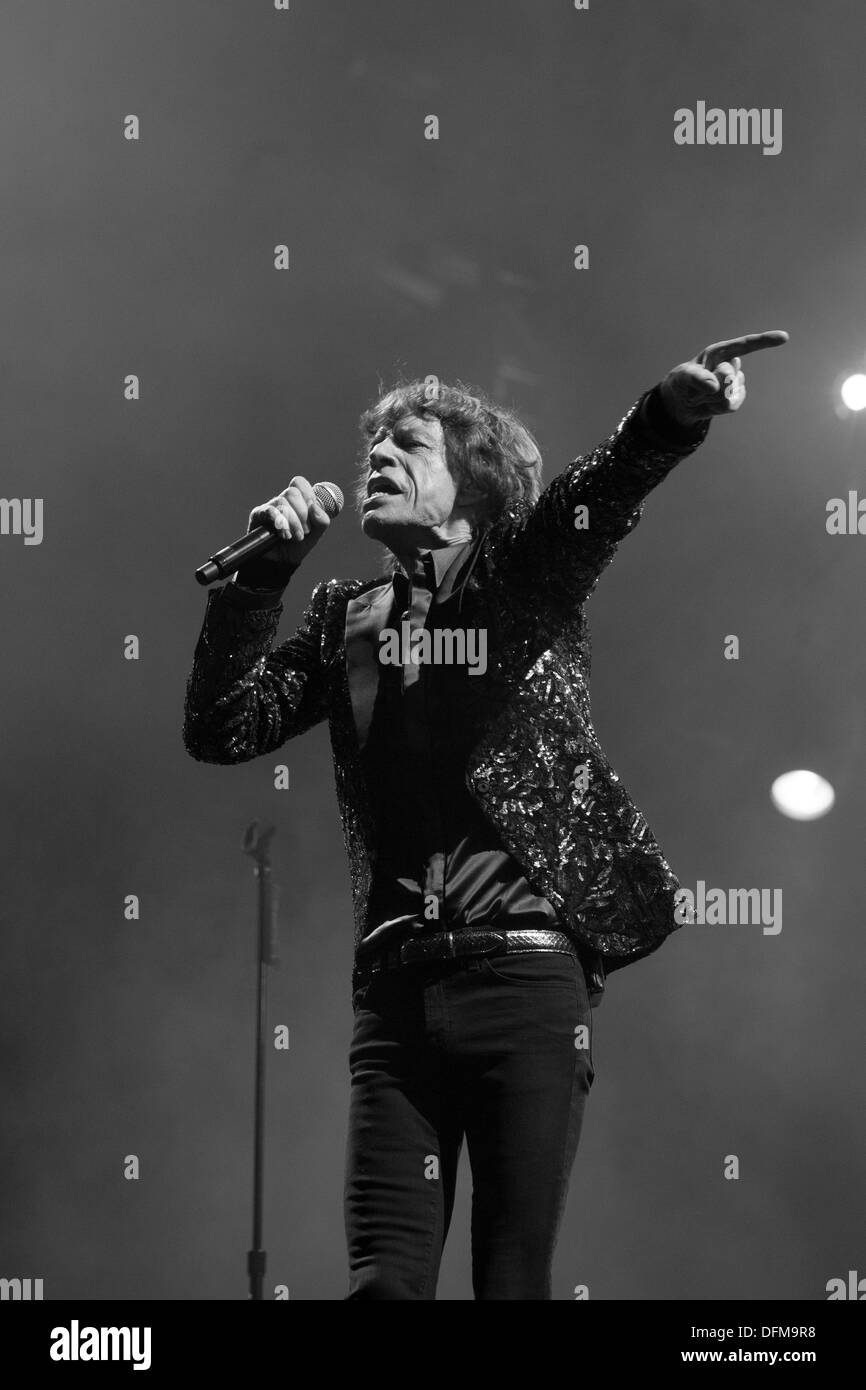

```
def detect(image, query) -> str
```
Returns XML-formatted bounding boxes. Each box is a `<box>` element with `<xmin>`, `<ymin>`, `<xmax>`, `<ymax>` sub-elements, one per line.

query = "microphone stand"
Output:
<box><xmin>242</xmin><ymin>820</ymin><xmax>280</xmax><ymax>1301</ymax></box>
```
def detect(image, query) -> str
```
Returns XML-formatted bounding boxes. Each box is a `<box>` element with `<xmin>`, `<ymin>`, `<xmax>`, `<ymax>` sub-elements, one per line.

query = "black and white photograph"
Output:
<box><xmin>1</xmin><ymin>0</ymin><xmax>864</xmax><ymax>1358</ymax></box>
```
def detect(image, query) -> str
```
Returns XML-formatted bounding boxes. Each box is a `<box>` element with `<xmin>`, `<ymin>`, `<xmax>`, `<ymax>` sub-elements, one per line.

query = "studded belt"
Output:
<box><xmin>354</xmin><ymin>927</ymin><xmax>579</xmax><ymax>983</ymax></box>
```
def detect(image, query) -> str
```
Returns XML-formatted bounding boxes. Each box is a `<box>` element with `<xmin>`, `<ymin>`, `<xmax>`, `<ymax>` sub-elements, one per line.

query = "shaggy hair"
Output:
<box><xmin>354</xmin><ymin>379</ymin><xmax>543</xmax><ymax>565</ymax></box>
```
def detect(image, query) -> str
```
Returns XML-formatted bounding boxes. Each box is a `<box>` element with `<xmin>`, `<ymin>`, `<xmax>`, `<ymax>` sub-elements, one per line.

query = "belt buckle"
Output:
<box><xmin>398</xmin><ymin>935</ymin><xmax>433</xmax><ymax>967</ymax></box>
<box><xmin>478</xmin><ymin>931</ymin><xmax>506</xmax><ymax>956</ymax></box>
<box><xmin>444</xmin><ymin>930</ymin><xmax>456</xmax><ymax>959</ymax></box>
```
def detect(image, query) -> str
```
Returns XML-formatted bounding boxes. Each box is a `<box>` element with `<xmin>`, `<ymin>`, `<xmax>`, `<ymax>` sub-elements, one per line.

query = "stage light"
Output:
<box><xmin>770</xmin><ymin>769</ymin><xmax>835</xmax><ymax>821</ymax></box>
<box><xmin>840</xmin><ymin>374</ymin><xmax>866</xmax><ymax>411</ymax></box>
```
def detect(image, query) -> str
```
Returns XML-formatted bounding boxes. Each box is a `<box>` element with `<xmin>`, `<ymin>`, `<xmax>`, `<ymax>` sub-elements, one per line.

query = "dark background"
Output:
<box><xmin>2</xmin><ymin>0</ymin><xmax>864</xmax><ymax>1300</ymax></box>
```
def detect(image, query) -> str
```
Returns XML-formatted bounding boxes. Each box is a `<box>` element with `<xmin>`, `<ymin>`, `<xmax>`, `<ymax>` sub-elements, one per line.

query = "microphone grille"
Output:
<box><xmin>314</xmin><ymin>481</ymin><xmax>344</xmax><ymax>518</ymax></box>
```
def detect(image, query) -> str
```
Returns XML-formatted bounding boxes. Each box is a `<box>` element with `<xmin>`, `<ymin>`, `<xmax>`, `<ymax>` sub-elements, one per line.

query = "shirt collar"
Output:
<box><xmin>394</xmin><ymin>538</ymin><xmax>473</xmax><ymax>599</ymax></box>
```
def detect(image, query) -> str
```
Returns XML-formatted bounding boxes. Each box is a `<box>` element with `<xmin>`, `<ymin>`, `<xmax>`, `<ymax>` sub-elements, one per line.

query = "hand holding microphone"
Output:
<box><xmin>195</xmin><ymin>477</ymin><xmax>344</xmax><ymax>585</ymax></box>
<box><xmin>247</xmin><ymin>476</ymin><xmax>339</xmax><ymax>567</ymax></box>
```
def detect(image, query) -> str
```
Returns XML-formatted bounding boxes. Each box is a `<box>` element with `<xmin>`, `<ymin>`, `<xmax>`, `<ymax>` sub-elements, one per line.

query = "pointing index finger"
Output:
<box><xmin>698</xmin><ymin>331</ymin><xmax>789</xmax><ymax>369</ymax></box>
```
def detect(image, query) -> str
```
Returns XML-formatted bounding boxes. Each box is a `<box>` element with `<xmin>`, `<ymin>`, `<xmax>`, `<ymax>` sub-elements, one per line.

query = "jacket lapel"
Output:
<box><xmin>344</xmin><ymin>581</ymin><xmax>395</xmax><ymax>752</ymax></box>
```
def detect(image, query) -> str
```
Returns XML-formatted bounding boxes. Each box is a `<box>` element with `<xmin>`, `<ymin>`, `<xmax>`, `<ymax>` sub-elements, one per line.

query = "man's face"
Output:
<box><xmin>361</xmin><ymin>413</ymin><xmax>469</xmax><ymax>551</ymax></box>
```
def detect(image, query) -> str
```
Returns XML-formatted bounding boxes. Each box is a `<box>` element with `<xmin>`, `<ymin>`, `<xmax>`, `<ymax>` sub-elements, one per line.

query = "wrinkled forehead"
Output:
<box><xmin>372</xmin><ymin>408</ymin><xmax>443</xmax><ymax>444</ymax></box>
<box><xmin>402</xmin><ymin>412</ymin><xmax>443</xmax><ymax>443</ymax></box>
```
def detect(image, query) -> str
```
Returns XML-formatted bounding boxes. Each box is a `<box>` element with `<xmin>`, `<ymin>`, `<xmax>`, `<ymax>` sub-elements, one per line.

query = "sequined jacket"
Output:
<box><xmin>184</xmin><ymin>391</ymin><xmax>710</xmax><ymax>999</ymax></box>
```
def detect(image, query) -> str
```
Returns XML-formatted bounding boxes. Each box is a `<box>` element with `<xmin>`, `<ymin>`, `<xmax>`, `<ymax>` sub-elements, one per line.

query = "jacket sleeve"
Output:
<box><xmin>182</xmin><ymin>576</ymin><xmax>331</xmax><ymax>765</ymax></box>
<box><xmin>496</xmin><ymin>386</ymin><xmax>711</xmax><ymax>614</ymax></box>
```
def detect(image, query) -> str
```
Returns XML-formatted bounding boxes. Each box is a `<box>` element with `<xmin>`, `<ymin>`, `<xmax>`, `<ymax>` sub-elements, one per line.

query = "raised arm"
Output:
<box><xmin>183</xmin><ymin>474</ymin><xmax>334</xmax><ymax>764</ymax></box>
<box><xmin>496</xmin><ymin>330</ymin><xmax>788</xmax><ymax>614</ymax></box>
<box><xmin>183</xmin><ymin>577</ymin><xmax>332</xmax><ymax>764</ymax></box>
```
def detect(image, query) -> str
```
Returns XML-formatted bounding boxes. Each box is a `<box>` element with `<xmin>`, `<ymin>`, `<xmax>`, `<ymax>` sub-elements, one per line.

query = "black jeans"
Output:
<box><xmin>344</xmin><ymin>950</ymin><xmax>595</xmax><ymax>1300</ymax></box>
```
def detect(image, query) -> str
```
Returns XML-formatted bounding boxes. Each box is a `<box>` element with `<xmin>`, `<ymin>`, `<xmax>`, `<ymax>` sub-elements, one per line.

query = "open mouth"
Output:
<box><xmin>366</xmin><ymin>474</ymin><xmax>404</xmax><ymax>498</ymax></box>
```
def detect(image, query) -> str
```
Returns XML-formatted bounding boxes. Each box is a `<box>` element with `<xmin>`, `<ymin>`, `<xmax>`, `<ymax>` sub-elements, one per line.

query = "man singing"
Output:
<box><xmin>183</xmin><ymin>329</ymin><xmax>787</xmax><ymax>1299</ymax></box>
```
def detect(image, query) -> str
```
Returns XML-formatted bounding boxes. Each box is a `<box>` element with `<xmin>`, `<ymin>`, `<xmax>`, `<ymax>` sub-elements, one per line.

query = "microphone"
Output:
<box><xmin>194</xmin><ymin>481</ymin><xmax>344</xmax><ymax>586</ymax></box>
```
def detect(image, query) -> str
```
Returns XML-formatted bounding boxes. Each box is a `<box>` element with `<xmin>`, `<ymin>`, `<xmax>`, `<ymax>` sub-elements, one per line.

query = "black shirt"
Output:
<box><xmin>357</xmin><ymin>537</ymin><xmax>563</xmax><ymax>957</ymax></box>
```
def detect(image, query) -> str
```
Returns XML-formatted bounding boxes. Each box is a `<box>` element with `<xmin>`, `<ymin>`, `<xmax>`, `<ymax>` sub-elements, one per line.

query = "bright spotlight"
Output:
<box><xmin>770</xmin><ymin>769</ymin><xmax>835</xmax><ymax>821</ymax></box>
<box><xmin>840</xmin><ymin>374</ymin><xmax>866</xmax><ymax>411</ymax></box>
